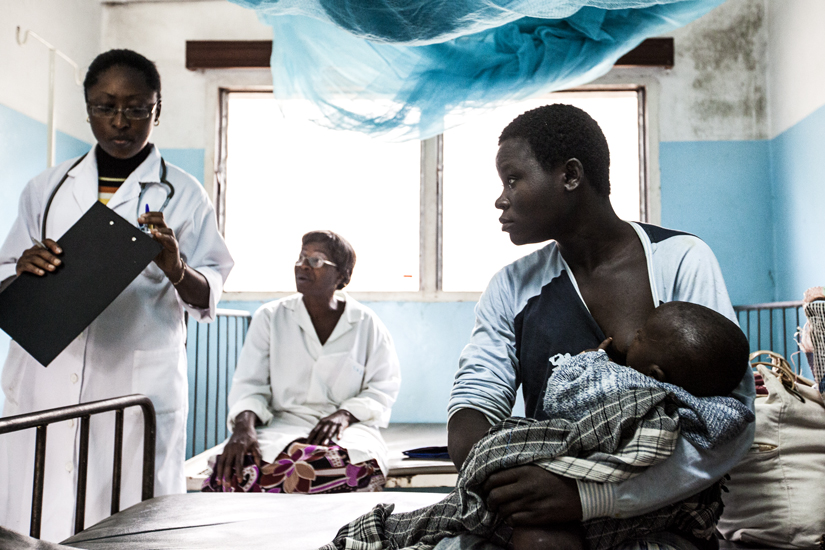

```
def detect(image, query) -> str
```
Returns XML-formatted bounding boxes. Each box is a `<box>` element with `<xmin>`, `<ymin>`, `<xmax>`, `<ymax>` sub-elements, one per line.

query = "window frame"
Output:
<box><xmin>206</xmin><ymin>78</ymin><xmax>652</xmax><ymax>303</ymax></box>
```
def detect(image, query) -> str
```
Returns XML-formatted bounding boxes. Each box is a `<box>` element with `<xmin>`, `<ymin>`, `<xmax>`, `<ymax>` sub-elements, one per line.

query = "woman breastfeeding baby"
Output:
<box><xmin>323</xmin><ymin>104</ymin><xmax>755</xmax><ymax>550</ymax></box>
<box><xmin>323</xmin><ymin>301</ymin><xmax>754</xmax><ymax>550</ymax></box>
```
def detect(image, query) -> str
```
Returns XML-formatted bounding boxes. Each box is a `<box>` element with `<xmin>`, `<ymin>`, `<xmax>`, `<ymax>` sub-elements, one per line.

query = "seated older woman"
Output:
<box><xmin>204</xmin><ymin>230</ymin><xmax>401</xmax><ymax>493</ymax></box>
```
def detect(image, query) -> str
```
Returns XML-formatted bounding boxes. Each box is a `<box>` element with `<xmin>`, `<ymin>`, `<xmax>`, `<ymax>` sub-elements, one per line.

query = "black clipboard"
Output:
<box><xmin>0</xmin><ymin>201</ymin><xmax>162</xmax><ymax>366</ymax></box>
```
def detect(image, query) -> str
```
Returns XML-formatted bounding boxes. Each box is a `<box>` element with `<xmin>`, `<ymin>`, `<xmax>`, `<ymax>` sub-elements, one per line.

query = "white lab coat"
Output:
<box><xmin>0</xmin><ymin>146</ymin><xmax>233</xmax><ymax>542</ymax></box>
<box><xmin>222</xmin><ymin>293</ymin><xmax>401</xmax><ymax>475</ymax></box>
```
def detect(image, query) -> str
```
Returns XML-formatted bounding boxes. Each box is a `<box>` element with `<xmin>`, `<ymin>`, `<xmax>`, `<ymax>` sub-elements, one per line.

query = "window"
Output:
<box><xmin>222</xmin><ymin>94</ymin><xmax>420</xmax><ymax>292</ymax></box>
<box><xmin>442</xmin><ymin>91</ymin><xmax>642</xmax><ymax>291</ymax></box>
<box><xmin>219</xmin><ymin>89</ymin><xmax>645</xmax><ymax>297</ymax></box>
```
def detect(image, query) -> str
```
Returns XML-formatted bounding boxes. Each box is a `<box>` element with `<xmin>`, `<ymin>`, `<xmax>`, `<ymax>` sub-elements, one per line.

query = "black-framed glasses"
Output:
<box><xmin>87</xmin><ymin>102</ymin><xmax>158</xmax><ymax>121</ymax></box>
<box><xmin>295</xmin><ymin>254</ymin><xmax>337</xmax><ymax>269</ymax></box>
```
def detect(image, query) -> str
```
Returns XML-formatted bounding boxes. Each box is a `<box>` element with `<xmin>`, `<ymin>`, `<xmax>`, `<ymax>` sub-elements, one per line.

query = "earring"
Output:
<box><xmin>154</xmin><ymin>119</ymin><xmax>160</xmax><ymax>127</ymax></box>
<box><xmin>86</xmin><ymin>117</ymin><xmax>90</xmax><ymax>123</ymax></box>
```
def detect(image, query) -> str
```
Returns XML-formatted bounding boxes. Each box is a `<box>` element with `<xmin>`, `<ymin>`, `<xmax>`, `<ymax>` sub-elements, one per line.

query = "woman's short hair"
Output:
<box><xmin>499</xmin><ymin>104</ymin><xmax>611</xmax><ymax>196</ymax></box>
<box><xmin>83</xmin><ymin>49</ymin><xmax>161</xmax><ymax>101</ymax></box>
<box><xmin>302</xmin><ymin>230</ymin><xmax>356</xmax><ymax>290</ymax></box>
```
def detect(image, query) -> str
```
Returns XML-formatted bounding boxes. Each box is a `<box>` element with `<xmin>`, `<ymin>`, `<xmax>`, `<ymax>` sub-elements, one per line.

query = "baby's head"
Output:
<box><xmin>625</xmin><ymin>302</ymin><xmax>749</xmax><ymax>397</ymax></box>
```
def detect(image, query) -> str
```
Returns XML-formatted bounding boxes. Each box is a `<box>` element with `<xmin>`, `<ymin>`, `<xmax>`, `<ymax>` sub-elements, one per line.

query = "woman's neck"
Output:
<box><xmin>302</xmin><ymin>292</ymin><xmax>340</xmax><ymax>315</ymax></box>
<box><xmin>96</xmin><ymin>143</ymin><xmax>153</xmax><ymax>179</ymax></box>
<box><xmin>302</xmin><ymin>292</ymin><xmax>345</xmax><ymax>345</ymax></box>
<box><xmin>555</xmin><ymin>201</ymin><xmax>637</xmax><ymax>273</ymax></box>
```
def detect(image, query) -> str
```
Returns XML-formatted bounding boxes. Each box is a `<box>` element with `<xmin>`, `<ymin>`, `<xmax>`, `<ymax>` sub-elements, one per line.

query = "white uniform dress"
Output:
<box><xmin>0</xmin><ymin>146</ymin><xmax>233</xmax><ymax>542</ymax></box>
<box><xmin>223</xmin><ymin>293</ymin><xmax>401</xmax><ymax>476</ymax></box>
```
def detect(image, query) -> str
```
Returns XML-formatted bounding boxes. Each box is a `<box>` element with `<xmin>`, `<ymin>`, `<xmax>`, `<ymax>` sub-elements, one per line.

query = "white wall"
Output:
<box><xmin>659</xmin><ymin>0</ymin><xmax>768</xmax><ymax>141</ymax></box>
<box><xmin>1</xmin><ymin>0</ymin><xmax>101</xmax><ymax>143</ymax></box>
<box><xmin>766</xmin><ymin>0</ymin><xmax>825</xmax><ymax>138</ymax></box>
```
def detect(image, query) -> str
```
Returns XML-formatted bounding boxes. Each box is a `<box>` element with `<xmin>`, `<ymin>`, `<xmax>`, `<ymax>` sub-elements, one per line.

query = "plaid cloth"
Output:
<box><xmin>320</xmin><ymin>352</ymin><xmax>753</xmax><ymax>550</ymax></box>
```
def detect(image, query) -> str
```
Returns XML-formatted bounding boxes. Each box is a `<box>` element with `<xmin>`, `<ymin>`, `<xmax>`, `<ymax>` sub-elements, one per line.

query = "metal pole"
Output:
<box><xmin>29</xmin><ymin>425</ymin><xmax>48</xmax><ymax>539</ymax></box>
<box><xmin>74</xmin><ymin>415</ymin><xmax>91</xmax><ymax>534</ymax></box>
<box><xmin>47</xmin><ymin>48</ymin><xmax>56</xmax><ymax>168</ymax></box>
<box><xmin>16</xmin><ymin>27</ymin><xmax>82</xmax><ymax>169</ymax></box>
<box><xmin>111</xmin><ymin>409</ymin><xmax>124</xmax><ymax>515</ymax></box>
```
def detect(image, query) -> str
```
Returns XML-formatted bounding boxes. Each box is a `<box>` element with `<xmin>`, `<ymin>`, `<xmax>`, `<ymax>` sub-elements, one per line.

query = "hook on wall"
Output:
<box><xmin>16</xmin><ymin>26</ymin><xmax>83</xmax><ymax>86</ymax></box>
<box><xmin>15</xmin><ymin>26</ymin><xmax>84</xmax><ymax>168</ymax></box>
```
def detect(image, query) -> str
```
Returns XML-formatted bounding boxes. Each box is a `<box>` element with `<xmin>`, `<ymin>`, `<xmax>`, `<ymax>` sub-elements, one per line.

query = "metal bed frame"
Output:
<box><xmin>734</xmin><ymin>300</ymin><xmax>806</xmax><ymax>373</ymax></box>
<box><xmin>0</xmin><ymin>394</ymin><xmax>156</xmax><ymax>539</ymax></box>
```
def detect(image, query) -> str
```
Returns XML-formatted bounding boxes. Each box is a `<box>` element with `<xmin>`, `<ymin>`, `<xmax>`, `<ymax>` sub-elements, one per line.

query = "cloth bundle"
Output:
<box><xmin>203</xmin><ymin>439</ymin><xmax>385</xmax><ymax>494</ymax></box>
<box><xmin>803</xmin><ymin>300</ymin><xmax>825</xmax><ymax>393</ymax></box>
<box><xmin>321</xmin><ymin>352</ymin><xmax>754</xmax><ymax>550</ymax></box>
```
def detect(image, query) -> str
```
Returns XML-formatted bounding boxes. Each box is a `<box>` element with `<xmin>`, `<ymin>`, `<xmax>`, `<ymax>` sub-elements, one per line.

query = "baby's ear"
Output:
<box><xmin>648</xmin><ymin>364</ymin><xmax>667</xmax><ymax>383</ymax></box>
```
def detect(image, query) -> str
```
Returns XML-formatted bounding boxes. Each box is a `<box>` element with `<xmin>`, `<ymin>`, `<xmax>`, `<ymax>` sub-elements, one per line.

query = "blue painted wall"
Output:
<box><xmin>161</xmin><ymin>149</ymin><xmax>205</xmax><ymax>184</ymax></box>
<box><xmin>659</xmin><ymin>139</ymin><xmax>775</xmax><ymax>307</ymax></box>
<box><xmin>770</xmin><ymin>103</ymin><xmax>825</xmax><ymax>302</ymax></box>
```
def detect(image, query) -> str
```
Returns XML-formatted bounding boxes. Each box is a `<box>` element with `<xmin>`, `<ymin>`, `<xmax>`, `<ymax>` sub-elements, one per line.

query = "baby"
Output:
<box><xmin>322</xmin><ymin>302</ymin><xmax>752</xmax><ymax>550</ymax></box>
<box><xmin>511</xmin><ymin>300</ymin><xmax>750</xmax><ymax>550</ymax></box>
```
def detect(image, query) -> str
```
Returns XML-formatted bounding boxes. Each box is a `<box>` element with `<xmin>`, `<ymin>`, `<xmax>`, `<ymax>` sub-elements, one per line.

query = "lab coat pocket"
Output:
<box><xmin>132</xmin><ymin>348</ymin><xmax>186</xmax><ymax>415</ymax></box>
<box><xmin>308</xmin><ymin>353</ymin><xmax>365</xmax><ymax>406</ymax></box>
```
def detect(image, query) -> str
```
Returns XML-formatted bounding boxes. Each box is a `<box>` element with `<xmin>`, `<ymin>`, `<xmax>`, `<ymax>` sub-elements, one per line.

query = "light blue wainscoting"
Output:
<box><xmin>160</xmin><ymin>148</ymin><xmax>205</xmax><ymax>185</ymax></box>
<box><xmin>659</xmin><ymin>138</ymin><xmax>774</xmax><ymax>308</ymax></box>
<box><xmin>769</xmin><ymin>103</ymin><xmax>825</xmax><ymax>302</ymax></box>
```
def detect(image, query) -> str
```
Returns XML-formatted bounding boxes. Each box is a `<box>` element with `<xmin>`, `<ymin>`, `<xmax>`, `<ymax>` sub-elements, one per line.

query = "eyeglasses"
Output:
<box><xmin>295</xmin><ymin>254</ymin><xmax>337</xmax><ymax>269</ymax></box>
<box><xmin>87</xmin><ymin>102</ymin><xmax>158</xmax><ymax>120</ymax></box>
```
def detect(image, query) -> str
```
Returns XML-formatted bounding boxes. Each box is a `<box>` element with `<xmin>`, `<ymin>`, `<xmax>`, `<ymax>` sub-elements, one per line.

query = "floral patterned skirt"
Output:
<box><xmin>202</xmin><ymin>438</ymin><xmax>386</xmax><ymax>494</ymax></box>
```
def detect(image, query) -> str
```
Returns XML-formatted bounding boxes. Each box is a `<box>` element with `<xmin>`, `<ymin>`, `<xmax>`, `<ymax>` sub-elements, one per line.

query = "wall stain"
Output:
<box><xmin>682</xmin><ymin>0</ymin><xmax>767</xmax><ymax>137</ymax></box>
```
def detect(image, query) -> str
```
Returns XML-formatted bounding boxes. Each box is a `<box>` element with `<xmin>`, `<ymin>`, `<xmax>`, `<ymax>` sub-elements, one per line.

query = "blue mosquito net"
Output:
<box><xmin>229</xmin><ymin>0</ymin><xmax>724</xmax><ymax>140</ymax></box>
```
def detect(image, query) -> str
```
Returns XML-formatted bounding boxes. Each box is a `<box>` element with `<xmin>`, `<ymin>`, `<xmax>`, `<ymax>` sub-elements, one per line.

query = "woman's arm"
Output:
<box><xmin>214</xmin><ymin>410</ymin><xmax>262</xmax><ymax>484</ymax></box>
<box><xmin>139</xmin><ymin>211</ymin><xmax>210</xmax><ymax>308</ymax></box>
<box><xmin>226</xmin><ymin>306</ymin><xmax>275</xmax><ymax>430</ymax></box>
<box><xmin>307</xmin><ymin>409</ymin><xmax>359</xmax><ymax>445</ymax></box>
<box><xmin>0</xmin><ymin>174</ymin><xmax>48</xmax><ymax>284</ymax></box>
<box><xmin>447</xmin><ymin>270</ymin><xmax>520</xmax><ymax>466</ymax></box>
<box><xmin>447</xmin><ymin>408</ymin><xmax>493</xmax><ymax>470</ymax></box>
<box><xmin>335</xmin><ymin>314</ymin><xmax>402</xmax><ymax>428</ymax></box>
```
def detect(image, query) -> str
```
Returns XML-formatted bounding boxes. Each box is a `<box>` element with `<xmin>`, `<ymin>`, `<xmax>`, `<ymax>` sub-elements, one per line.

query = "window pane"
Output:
<box><xmin>442</xmin><ymin>92</ymin><xmax>641</xmax><ymax>292</ymax></box>
<box><xmin>223</xmin><ymin>94</ymin><xmax>421</xmax><ymax>292</ymax></box>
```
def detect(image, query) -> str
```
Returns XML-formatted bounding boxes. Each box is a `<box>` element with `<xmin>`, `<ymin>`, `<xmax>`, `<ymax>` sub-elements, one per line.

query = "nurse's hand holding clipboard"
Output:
<box><xmin>138</xmin><ymin>210</ymin><xmax>210</xmax><ymax>308</ymax></box>
<box><xmin>15</xmin><ymin>239</ymin><xmax>62</xmax><ymax>277</ymax></box>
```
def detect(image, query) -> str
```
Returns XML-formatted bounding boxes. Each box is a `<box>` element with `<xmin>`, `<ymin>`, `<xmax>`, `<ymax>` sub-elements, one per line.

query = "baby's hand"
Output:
<box><xmin>578</xmin><ymin>337</ymin><xmax>612</xmax><ymax>355</ymax></box>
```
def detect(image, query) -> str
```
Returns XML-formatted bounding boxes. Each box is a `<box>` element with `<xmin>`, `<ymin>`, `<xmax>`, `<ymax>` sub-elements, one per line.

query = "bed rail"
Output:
<box><xmin>0</xmin><ymin>394</ymin><xmax>156</xmax><ymax>538</ymax></box>
<box><xmin>734</xmin><ymin>300</ymin><xmax>805</xmax><ymax>373</ymax></box>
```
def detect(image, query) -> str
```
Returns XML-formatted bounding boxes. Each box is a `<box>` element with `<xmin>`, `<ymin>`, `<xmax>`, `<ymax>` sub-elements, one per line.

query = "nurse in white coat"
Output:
<box><xmin>0</xmin><ymin>50</ymin><xmax>233</xmax><ymax>541</ymax></box>
<box><xmin>210</xmin><ymin>231</ymin><xmax>401</xmax><ymax>493</ymax></box>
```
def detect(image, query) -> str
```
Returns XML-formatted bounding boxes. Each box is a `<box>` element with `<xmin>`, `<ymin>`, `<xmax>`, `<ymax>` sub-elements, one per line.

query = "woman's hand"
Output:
<box><xmin>139</xmin><ymin>211</ymin><xmax>183</xmax><ymax>280</ymax></box>
<box><xmin>307</xmin><ymin>409</ymin><xmax>359</xmax><ymax>445</ymax></box>
<box><xmin>139</xmin><ymin>210</ymin><xmax>210</xmax><ymax>308</ymax></box>
<box><xmin>16</xmin><ymin>239</ymin><xmax>62</xmax><ymax>277</ymax></box>
<box><xmin>483</xmin><ymin>465</ymin><xmax>583</xmax><ymax>526</ymax></box>
<box><xmin>578</xmin><ymin>337</ymin><xmax>613</xmax><ymax>355</ymax></box>
<box><xmin>214</xmin><ymin>411</ymin><xmax>262</xmax><ymax>485</ymax></box>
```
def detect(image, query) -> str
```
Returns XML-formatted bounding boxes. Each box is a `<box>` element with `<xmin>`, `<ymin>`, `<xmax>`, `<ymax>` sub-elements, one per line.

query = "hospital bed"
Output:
<box><xmin>183</xmin><ymin>422</ymin><xmax>457</xmax><ymax>491</ymax></box>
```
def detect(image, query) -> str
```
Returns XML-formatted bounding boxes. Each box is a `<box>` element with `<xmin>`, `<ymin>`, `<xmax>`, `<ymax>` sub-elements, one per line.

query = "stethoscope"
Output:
<box><xmin>41</xmin><ymin>152</ymin><xmax>175</xmax><ymax>241</ymax></box>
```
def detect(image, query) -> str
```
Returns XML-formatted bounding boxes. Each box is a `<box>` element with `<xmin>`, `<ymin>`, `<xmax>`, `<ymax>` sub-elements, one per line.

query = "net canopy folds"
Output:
<box><xmin>229</xmin><ymin>0</ymin><xmax>725</xmax><ymax>140</ymax></box>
